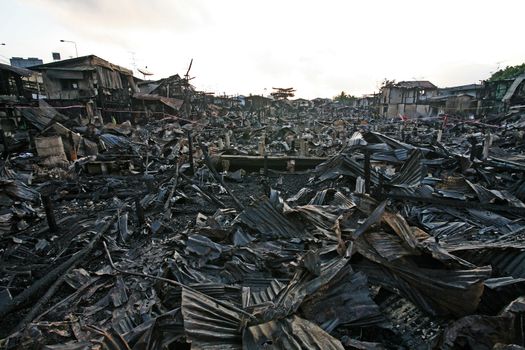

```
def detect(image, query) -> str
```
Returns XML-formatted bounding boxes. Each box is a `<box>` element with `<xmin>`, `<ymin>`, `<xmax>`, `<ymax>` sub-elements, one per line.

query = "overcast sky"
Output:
<box><xmin>1</xmin><ymin>0</ymin><xmax>524</xmax><ymax>98</ymax></box>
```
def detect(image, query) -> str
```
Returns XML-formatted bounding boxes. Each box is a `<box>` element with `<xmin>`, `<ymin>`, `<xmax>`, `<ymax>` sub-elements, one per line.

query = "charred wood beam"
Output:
<box><xmin>187</xmin><ymin>130</ymin><xmax>194</xmax><ymax>175</ymax></box>
<box><xmin>191</xmin><ymin>184</ymin><xmax>226</xmax><ymax>208</ymax></box>
<box><xmin>135</xmin><ymin>197</ymin><xmax>145</xmax><ymax>226</ymax></box>
<box><xmin>0</xmin><ymin>130</ymin><xmax>8</xmax><ymax>159</ymax></box>
<box><xmin>41</xmin><ymin>194</ymin><xmax>58</xmax><ymax>232</ymax></box>
<box><xmin>58</xmin><ymin>191</ymin><xmax>148</xmax><ymax>201</ymax></box>
<box><xmin>364</xmin><ymin>151</ymin><xmax>371</xmax><ymax>194</ymax></box>
<box><xmin>0</xmin><ymin>213</ymin><xmax>117</xmax><ymax>319</ymax></box>
<box><xmin>213</xmin><ymin>155</ymin><xmax>327</xmax><ymax>172</ymax></box>
<box><xmin>11</xmin><ymin>264</ymin><xmax>76</xmax><ymax>334</ymax></box>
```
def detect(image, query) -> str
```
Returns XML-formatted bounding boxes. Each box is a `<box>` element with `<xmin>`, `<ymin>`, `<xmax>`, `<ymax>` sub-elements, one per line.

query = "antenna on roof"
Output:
<box><xmin>138</xmin><ymin>66</ymin><xmax>153</xmax><ymax>80</ymax></box>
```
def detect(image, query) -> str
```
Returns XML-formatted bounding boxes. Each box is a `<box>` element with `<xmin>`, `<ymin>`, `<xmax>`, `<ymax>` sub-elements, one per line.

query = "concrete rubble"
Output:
<box><xmin>0</xmin><ymin>57</ymin><xmax>524</xmax><ymax>349</ymax></box>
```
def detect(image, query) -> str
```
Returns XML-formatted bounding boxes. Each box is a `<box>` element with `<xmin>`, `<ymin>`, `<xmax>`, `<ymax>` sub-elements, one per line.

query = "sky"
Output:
<box><xmin>1</xmin><ymin>0</ymin><xmax>524</xmax><ymax>99</ymax></box>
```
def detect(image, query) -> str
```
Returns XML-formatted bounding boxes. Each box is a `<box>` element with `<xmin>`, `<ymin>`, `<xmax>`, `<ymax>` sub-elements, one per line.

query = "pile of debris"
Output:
<box><xmin>0</xmin><ymin>96</ymin><xmax>525</xmax><ymax>350</ymax></box>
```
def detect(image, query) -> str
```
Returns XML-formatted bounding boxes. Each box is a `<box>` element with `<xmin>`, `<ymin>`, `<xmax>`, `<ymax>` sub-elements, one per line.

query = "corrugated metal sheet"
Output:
<box><xmin>313</xmin><ymin>154</ymin><xmax>384</xmax><ymax>184</ymax></box>
<box><xmin>355</xmin><ymin>259</ymin><xmax>491</xmax><ymax>317</ymax></box>
<box><xmin>243</xmin><ymin>315</ymin><xmax>344</xmax><ymax>350</ymax></box>
<box><xmin>181</xmin><ymin>288</ymin><xmax>244</xmax><ymax>349</ymax></box>
<box><xmin>238</xmin><ymin>197</ymin><xmax>304</xmax><ymax>239</ymax></box>
<box><xmin>389</xmin><ymin>150</ymin><xmax>424</xmax><ymax>187</ymax></box>
<box><xmin>502</xmin><ymin>74</ymin><xmax>525</xmax><ymax>102</ymax></box>
<box><xmin>300</xmin><ymin>269</ymin><xmax>384</xmax><ymax>328</ymax></box>
<box><xmin>0</xmin><ymin>63</ymin><xmax>33</xmax><ymax>77</ymax></box>
<box><xmin>451</xmin><ymin>246</ymin><xmax>525</xmax><ymax>279</ymax></box>
<box><xmin>249</xmin><ymin>279</ymin><xmax>286</xmax><ymax>306</ymax></box>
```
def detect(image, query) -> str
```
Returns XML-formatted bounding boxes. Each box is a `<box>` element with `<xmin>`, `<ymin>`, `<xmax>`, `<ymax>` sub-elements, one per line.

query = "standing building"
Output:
<box><xmin>379</xmin><ymin>81</ymin><xmax>438</xmax><ymax>118</ymax></box>
<box><xmin>481</xmin><ymin>74</ymin><xmax>525</xmax><ymax>114</ymax></box>
<box><xmin>30</xmin><ymin>55</ymin><xmax>138</xmax><ymax>122</ymax></box>
<box><xmin>428</xmin><ymin>84</ymin><xmax>482</xmax><ymax>117</ymax></box>
<box><xmin>10</xmin><ymin>57</ymin><xmax>43</xmax><ymax>69</ymax></box>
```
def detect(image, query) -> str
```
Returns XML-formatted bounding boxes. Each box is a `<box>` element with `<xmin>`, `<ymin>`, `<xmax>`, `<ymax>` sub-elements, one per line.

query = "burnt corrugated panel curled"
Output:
<box><xmin>352</xmin><ymin>216</ymin><xmax>491</xmax><ymax>316</ymax></box>
<box><xmin>0</xmin><ymin>179</ymin><xmax>40</xmax><ymax>202</ymax></box>
<box><xmin>287</xmin><ymin>205</ymin><xmax>341</xmax><ymax>238</ymax></box>
<box><xmin>388</xmin><ymin>150</ymin><xmax>425</xmax><ymax>187</ymax></box>
<box><xmin>331</xmin><ymin>191</ymin><xmax>357</xmax><ymax>209</ymax></box>
<box><xmin>259</xmin><ymin>255</ymin><xmax>350</xmax><ymax>321</ymax></box>
<box><xmin>123</xmin><ymin>307</ymin><xmax>185</xmax><ymax>349</ymax></box>
<box><xmin>300</xmin><ymin>268</ymin><xmax>384</xmax><ymax>329</ymax></box>
<box><xmin>363</xmin><ymin>131</ymin><xmax>416</xmax><ymax>151</ymax></box>
<box><xmin>449</xmin><ymin>245</ymin><xmax>525</xmax><ymax>279</ymax></box>
<box><xmin>355</xmin><ymin>259</ymin><xmax>491</xmax><ymax>317</ymax></box>
<box><xmin>163</xmin><ymin>283</ymin><xmax>244</xmax><ymax>310</ymax></box>
<box><xmin>243</xmin><ymin>315</ymin><xmax>344</xmax><ymax>350</ymax></box>
<box><xmin>308</xmin><ymin>188</ymin><xmax>334</xmax><ymax>205</ymax></box>
<box><xmin>361</xmin><ymin>230</ymin><xmax>416</xmax><ymax>261</ymax></box>
<box><xmin>353</xmin><ymin>200</ymin><xmax>387</xmax><ymax>239</ymax></box>
<box><xmin>249</xmin><ymin>279</ymin><xmax>286</xmax><ymax>306</ymax></box>
<box><xmin>181</xmin><ymin>288</ymin><xmax>245</xmax><ymax>349</ymax></box>
<box><xmin>237</xmin><ymin>197</ymin><xmax>304</xmax><ymax>239</ymax></box>
<box><xmin>312</xmin><ymin>154</ymin><xmax>383</xmax><ymax>185</ymax></box>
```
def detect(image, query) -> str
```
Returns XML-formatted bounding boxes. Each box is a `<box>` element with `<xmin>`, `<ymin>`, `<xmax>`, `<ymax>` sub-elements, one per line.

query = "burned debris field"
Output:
<box><xmin>1</xmin><ymin>54</ymin><xmax>525</xmax><ymax>350</ymax></box>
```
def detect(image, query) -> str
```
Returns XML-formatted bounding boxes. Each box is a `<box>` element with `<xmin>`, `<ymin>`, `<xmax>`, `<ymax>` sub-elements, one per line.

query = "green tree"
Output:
<box><xmin>489</xmin><ymin>63</ymin><xmax>525</xmax><ymax>81</ymax></box>
<box><xmin>333</xmin><ymin>91</ymin><xmax>356</xmax><ymax>105</ymax></box>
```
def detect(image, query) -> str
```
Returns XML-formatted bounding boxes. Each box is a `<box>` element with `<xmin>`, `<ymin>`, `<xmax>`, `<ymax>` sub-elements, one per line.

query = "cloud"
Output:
<box><xmin>26</xmin><ymin>0</ymin><xmax>212</xmax><ymax>48</ymax></box>
<box><xmin>8</xmin><ymin>0</ymin><xmax>525</xmax><ymax>98</ymax></box>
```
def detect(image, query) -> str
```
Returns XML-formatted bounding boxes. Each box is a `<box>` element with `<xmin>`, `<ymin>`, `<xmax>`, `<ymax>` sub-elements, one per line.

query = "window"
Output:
<box><xmin>60</xmin><ymin>79</ymin><xmax>80</xmax><ymax>90</ymax></box>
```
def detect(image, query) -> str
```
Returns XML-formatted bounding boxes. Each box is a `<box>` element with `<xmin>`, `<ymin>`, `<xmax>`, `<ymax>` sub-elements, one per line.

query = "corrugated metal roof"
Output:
<box><xmin>0</xmin><ymin>63</ymin><xmax>33</xmax><ymax>77</ymax></box>
<box><xmin>502</xmin><ymin>74</ymin><xmax>525</xmax><ymax>102</ymax></box>
<box><xmin>396</xmin><ymin>81</ymin><xmax>437</xmax><ymax>89</ymax></box>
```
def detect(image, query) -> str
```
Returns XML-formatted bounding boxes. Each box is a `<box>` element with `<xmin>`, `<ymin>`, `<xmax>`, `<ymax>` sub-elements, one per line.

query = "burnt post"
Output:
<box><xmin>375</xmin><ymin>171</ymin><xmax>385</xmax><ymax>199</ymax></box>
<box><xmin>42</xmin><ymin>195</ymin><xmax>58</xmax><ymax>232</ymax></box>
<box><xmin>187</xmin><ymin>130</ymin><xmax>194</xmax><ymax>175</ymax></box>
<box><xmin>364</xmin><ymin>150</ymin><xmax>371</xmax><ymax>194</ymax></box>
<box><xmin>135</xmin><ymin>197</ymin><xmax>145</xmax><ymax>226</ymax></box>
<box><xmin>68</xmin><ymin>131</ymin><xmax>77</xmax><ymax>161</ymax></box>
<box><xmin>0</xmin><ymin>130</ymin><xmax>8</xmax><ymax>159</ymax></box>
<box><xmin>263</xmin><ymin>154</ymin><xmax>268</xmax><ymax>177</ymax></box>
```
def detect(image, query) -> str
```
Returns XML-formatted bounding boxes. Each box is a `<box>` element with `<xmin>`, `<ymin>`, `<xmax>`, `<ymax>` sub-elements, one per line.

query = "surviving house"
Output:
<box><xmin>354</xmin><ymin>94</ymin><xmax>379</xmax><ymax>110</ymax></box>
<box><xmin>133</xmin><ymin>74</ymin><xmax>191</xmax><ymax>118</ymax></box>
<box><xmin>0</xmin><ymin>63</ymin><xmax>41</xmax><ymax>133</ymax></box>
<box><xmin>30</xmin><ymin>55</ymin><xmax>138</xmax><ymax>122</ymax></box>
<box><xmin>380</xmin><ymin>80</ymin><xmax>438</xmax><ymax>118</ymax></box>
<box><xmin>481</xmin><ymin>74</ymin><xmax>525</xmax><ymax>114</ymax></box>
<box><xmin>428</xmin><ymin>84</ymin><xmax>482</xmax><ymax>117</ymax></box>
<box><xmin>291</xmin><ymin>98</ymin><xmax>313</xmax><ymax>110</ymax></box>
<box><xmin>244</xmin><ymin>95</ymin><xmax>272</xmax><ymax>110</ymax></box>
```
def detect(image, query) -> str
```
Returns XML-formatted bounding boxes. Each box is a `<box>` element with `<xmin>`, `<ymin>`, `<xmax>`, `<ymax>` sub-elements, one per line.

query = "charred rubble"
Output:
<box><xmin>0</xmin><ymin>59</ymin><xmax>525</xmax><ymax>350</ymax></box>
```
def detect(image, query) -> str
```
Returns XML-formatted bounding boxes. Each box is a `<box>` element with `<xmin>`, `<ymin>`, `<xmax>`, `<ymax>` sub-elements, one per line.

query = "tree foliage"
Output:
<box><xmin>333</xmin><ymin>91</ymin><xmax>356</xmax><ymax>104</ymax></box>
<box><xmin>380</xmin><ymin>78</ymin><xmax>396</xmax><ymax>88</ymax></box>
<box><xmin>489</xmin><ymin>63</ymin><xmax>525</xmax><ymax>81</ymax></box>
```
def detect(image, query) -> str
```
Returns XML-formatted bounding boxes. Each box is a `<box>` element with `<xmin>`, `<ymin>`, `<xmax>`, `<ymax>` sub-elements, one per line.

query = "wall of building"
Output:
<box><xmin>42</xmin><ymin>71</ymin><xmax>95</xmax><ymax>100</ymax></box>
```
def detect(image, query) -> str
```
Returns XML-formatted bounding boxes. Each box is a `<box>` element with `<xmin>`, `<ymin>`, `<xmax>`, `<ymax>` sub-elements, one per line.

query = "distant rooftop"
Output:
<box><xmin>396</xmin><ymin>81</ymin><xmax>437</xmax><ymax>89</ymax></box>
<box><xmin>30</xmin><ymin>54</ymin><xmax>133</xmax><ymax>75</ymax></box>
